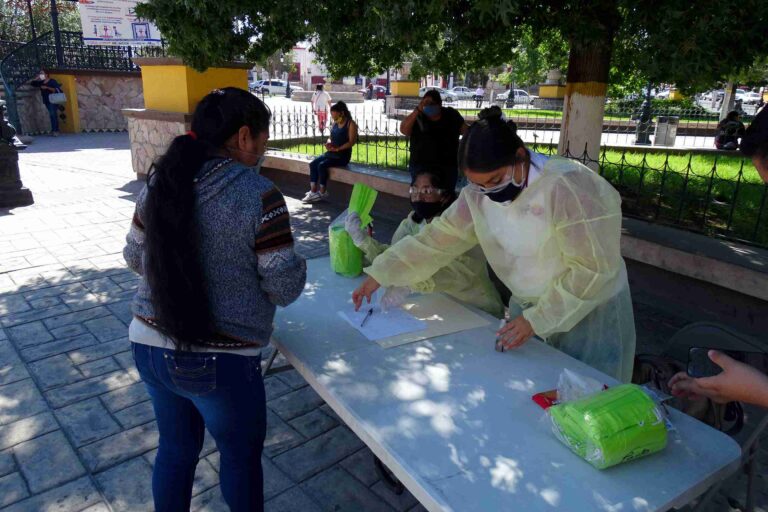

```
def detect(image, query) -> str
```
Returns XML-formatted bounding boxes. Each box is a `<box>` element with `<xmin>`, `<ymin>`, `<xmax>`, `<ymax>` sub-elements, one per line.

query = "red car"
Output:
<box><xmin>358</xmin><ymin>85</ymin><xmax>388</xmax><ymax>99</ymax></box>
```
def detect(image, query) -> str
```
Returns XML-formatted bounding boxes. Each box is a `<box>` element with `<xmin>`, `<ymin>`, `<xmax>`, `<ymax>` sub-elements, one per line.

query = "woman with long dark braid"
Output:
<box><xmin>124</xmin><ymin>87</ymin><xmax>306</xmax><ymax>511</ymax></box>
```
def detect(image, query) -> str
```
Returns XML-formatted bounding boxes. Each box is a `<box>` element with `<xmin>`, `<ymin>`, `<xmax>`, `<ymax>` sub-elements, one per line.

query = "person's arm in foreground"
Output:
<box><xmin>669</xmin><ymin>350</ymin><xmax>768</xmax><ymax>408</ymax></box>
<box><xmin>123</xmin><ymin>186</ymin><xmax>148</xmax><ymax>275</ymax></box>
<box><xmin>400</xmin><ymin>98</ymin><xmax>427</xmax><ymax>136</ymax></box>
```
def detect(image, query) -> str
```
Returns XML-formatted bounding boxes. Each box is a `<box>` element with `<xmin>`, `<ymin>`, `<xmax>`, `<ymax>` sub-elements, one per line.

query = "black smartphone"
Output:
<box><xmin>687</xmin><ymin>347</ymin><xmax>768</xmax><ymax>378</ymax></box>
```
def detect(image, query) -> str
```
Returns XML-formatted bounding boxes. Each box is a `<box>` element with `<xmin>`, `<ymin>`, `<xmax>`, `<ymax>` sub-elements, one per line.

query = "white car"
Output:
<box><xmin>496</xmin><ymin>89</ymin><xmax>538</xmax><ymax>105</ymax></box>
<box><xmin>449</xmin><ymin>86</ymin><xmax>475</xmax><ymax>100</ymax></box>
<box><xmin>743</xmin><ymin>92</ymin><xmax>762</xmax><ymax>105</ymax></box>
<box><xmin>655</xmin><ymin>89</ymin><xmax>671</xmax><ymax>99</ymax></box>
<box><xmin>418</xmin><ymin>86</ymin><xmax>458</xmax><ymax>103</ymax></box>
<box><xmin>259</xmin><ymin>80</ymin><xmax>304</xmax><ymax>96</ymax></box>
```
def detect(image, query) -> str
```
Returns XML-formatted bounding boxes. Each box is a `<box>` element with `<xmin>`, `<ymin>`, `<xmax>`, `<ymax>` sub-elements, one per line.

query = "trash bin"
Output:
<box><xmin>654</xmin><ymin>116</ymin><xmax>679</xmax><ymax>146</ymax></box>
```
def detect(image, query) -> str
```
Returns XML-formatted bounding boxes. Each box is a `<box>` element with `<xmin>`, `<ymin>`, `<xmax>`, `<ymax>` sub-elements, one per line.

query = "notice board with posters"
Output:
<box><xmin>77</xmin><ymin>0</ymin><xmax>162</xmax><ymax>46</ymax></box>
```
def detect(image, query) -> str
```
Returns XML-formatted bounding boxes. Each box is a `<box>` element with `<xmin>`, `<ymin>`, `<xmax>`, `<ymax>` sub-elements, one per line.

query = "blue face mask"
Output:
<box><xmin>423</xmin><ymin>105</ymin><xmax>440</xmax><ymax>117</ymax></box>
<box><xmin>253</xmin><ymin>155</ymin><xmax>265</xmax><ymax>175</ymax></box>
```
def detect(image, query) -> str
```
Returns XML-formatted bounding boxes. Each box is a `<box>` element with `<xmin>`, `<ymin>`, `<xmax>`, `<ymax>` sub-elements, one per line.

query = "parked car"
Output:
<box><xmin>655</xmin><ymin>89</ymin><xmax>671</xmax><ymax>99</ymax></box>
<box><xmin>258</xmin><ymin>80</ymin><xmax>304</xmax><ymax>95</ymax></box>
<box><xmin>496</xmin><ymin>89</ymin><xmax>538</xmax><ymax>106</ymax></box>
<box><xmin>449</xmin><ymin>86</ymin><xmax>475</xmax><ymax>100</ymax></box>
<box><xmin>418</xmin><ymin>86</ymin><xmax>458</xmax><ymax>103</ymax></box>
<box><xmin>358</xmin><ymin>85</ymin><xmax>388</xmax><ymax>99</ymax></box>
<box><xmin>743</xmin><ymin>91</ymin><xmax>762</xmax><ymax>105</ymax></box>
<box><xmin>249</xmin><ymin>80</ymin><xmax>266</xmax><ymax>93</ymax></box>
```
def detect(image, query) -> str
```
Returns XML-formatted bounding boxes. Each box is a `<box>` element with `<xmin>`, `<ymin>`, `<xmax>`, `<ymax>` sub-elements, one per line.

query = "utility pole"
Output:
<box><xmin>50</xmin><ymin>0</ymin><xmax>64</xmax><ymax>67</ymax></box>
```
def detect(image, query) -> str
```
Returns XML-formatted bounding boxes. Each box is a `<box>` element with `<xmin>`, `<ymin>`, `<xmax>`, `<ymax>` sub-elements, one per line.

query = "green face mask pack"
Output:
<box><xmin>329</xmin><ymin>183</ymin><xmax>378</xmax><ymax>277</ymax></box>
<box><xmin>548</xmin><ymin>384</ymin><xmax>668</xmax><ymax>469</ymax></box>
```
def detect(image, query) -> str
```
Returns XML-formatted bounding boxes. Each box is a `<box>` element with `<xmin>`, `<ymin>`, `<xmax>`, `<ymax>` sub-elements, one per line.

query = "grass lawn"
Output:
<box><xmin>278</xmin><ymin>141</ymin><xmax>767</xmax><ymax>245</ymax></box>
<box><xmin>457</xmin><ymin>108</ymin><xmax>720</xmax><ymax>125</ymax></box>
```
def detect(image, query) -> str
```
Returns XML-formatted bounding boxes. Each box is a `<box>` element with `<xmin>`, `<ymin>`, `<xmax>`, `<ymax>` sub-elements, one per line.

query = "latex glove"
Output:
<box><xmin>353</xmin><ymin>276</ymin><xmax>381</xmax><ymax>311</ymax></box>
<box><xmin>380</xmin><ymin>286</ymin><xmax>411</xmax><ymax>312</ymax></box>
<box><xmin>344</xmin><ymin>212</ymin><xmax>367</xmax><ymax>245</ymax></box>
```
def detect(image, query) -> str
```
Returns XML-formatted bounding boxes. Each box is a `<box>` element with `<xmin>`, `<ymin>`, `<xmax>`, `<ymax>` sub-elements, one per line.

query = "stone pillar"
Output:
<box><xmin>0</xmin><ymin>107</ymin><xmax>34</xmax><ymax>208</ymax></box>
<box><xmin>123</xmin><ymin>58</ymin><xmax>250</xmax><ymax>179</ymax></box>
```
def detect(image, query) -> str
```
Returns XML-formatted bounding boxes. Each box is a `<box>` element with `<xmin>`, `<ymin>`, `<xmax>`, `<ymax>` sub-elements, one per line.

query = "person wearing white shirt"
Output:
<box><xmin>311</xmin><ymin>84</ymin><xmax>332</xmax><ymax>132</ymax></box>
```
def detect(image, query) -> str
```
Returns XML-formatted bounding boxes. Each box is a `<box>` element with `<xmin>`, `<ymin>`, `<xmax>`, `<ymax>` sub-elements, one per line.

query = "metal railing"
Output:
<box><xmin>0</xmin><ymin>31</ymin><xmax>167</xmax><ymax>132</ymax></box>
<box><xmin>266</xmin><ymin>102</ymin><xmax>767</xmax><ymax>247</ymax></box>
<box><xmin>387</xmin><ymin>95</ymin><xmax>758</xmax><ymax>149</ymax></box>
<box><xmin>0</xmin><ymin>40</ymin><xmax>23</xmax><ymax>60</ymax></box>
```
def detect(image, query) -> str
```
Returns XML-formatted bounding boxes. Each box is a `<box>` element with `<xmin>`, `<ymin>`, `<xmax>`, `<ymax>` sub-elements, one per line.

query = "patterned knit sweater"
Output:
<box><xmin>123</xmin><ymin>158</ymin><xmax>307</xmax><ymax>348</ymax></box>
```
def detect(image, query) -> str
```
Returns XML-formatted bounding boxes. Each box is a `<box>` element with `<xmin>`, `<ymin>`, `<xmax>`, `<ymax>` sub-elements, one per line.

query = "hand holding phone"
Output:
<box><xmin>688</xmin><ymin>347</ymin><xmax>768</xmax><ymax>378</ymax></box>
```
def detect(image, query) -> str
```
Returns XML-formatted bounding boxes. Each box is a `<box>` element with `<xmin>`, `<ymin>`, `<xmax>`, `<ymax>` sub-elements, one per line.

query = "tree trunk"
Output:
<box><xmin>558</xmin><ymin>35</ymin><xmax>613</xmax><ymax>167</ymax></box>
<box><xmin>720</xmin><ymin>81</ymin><xmax>736</xmax><ymax>121</ymax></box>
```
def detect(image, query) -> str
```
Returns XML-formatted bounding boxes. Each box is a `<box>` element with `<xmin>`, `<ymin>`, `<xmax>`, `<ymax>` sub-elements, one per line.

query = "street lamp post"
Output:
<box><xmin>280</xmin><ymin>55</ymin><xmax>291</xmax><ymax>98</ymax></box>
<box><xmin>634</xmin><ymin>81</ymin><xmax>653</xmax><ymax>145</ymax></box>
<box><xmin>50</xmin><ymin>0</ymin><xmax>64</xmax><ymax>67</ymax></box>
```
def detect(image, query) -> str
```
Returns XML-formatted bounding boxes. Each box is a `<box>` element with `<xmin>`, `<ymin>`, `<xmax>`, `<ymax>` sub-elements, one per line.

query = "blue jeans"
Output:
<box><xmin>46</xmin><ymin>103</ymin><xmax>60</xmax><ymax>132</ymax></box>
<box><xmin>132</xmin><ymin>343</ymin><xmax>266</xmax><ymax>512</ymax></box>
<box><xmin>309</xmin><ymin>152</ymin><xmax>350</xmax><ymax>187</ymax></box>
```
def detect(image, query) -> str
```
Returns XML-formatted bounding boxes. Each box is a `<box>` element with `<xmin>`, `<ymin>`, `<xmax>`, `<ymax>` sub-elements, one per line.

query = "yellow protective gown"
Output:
<box><xmin>365</xmin><ymin>154</ymin><xmax>636</xmax><ymax>382</ymax></box>
<box><xmin>357</xmin><ymin>212</ymin><xmax>504</xmax><ymax>318</ymax></box>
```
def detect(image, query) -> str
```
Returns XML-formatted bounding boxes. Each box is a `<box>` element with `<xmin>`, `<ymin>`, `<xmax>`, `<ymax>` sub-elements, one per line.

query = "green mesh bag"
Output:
<box><xmin>549</xmin><ymin>384</ymin><xmax>668</xmax><ymax>469</ymax></box>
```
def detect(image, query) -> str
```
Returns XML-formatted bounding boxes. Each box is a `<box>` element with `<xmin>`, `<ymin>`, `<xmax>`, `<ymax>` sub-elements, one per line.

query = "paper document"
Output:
<box><xmin>339</xmin><ymin>307</ymin><xmax>428</xmax><ymax>341</ymax></box>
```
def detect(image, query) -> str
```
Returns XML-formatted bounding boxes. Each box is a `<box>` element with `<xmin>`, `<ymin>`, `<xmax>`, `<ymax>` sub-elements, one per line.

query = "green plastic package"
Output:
<box><xmin>329</xmin><ymin>183</ymin><xmax>378</xmax><ymax>277</ymax></box>
<box><xmin>549</xmin><ymin>384</ymin><xmax>668</xmax><ymax>469</ymax></box>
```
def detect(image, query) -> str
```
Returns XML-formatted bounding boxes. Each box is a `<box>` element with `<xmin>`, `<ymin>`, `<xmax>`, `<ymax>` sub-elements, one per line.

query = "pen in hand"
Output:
<box><xmin>360</xmin><ymin>307</ymin><xmax>374</xmax><ymax>328</ymax></box>
<box><xmin>495</xmin><ymin>318</ymin><xmax>506</xmax><ymax>352</ymax></box>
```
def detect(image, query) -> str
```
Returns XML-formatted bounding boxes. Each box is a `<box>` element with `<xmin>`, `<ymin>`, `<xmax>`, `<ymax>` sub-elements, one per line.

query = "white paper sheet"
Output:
<box><xmin>338</xmin><ymin>294</ymin><xmax>492</xmax><ymax>348</ymax></box>
<box><xmin>338</xmin><ymin>306</ymin><xmax>428</xmax><ymax>341</ymax></box>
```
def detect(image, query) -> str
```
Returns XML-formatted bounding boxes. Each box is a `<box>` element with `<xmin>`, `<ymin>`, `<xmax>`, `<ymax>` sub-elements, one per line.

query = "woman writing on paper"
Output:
<box><xmin>344</xmin><ymin>170</ymin><xmax>503</xmax><ymax>317</ymax></box>
<box><xmin>353</xmin><ymin>107</ymin><xmax>636</xmax><ymax>382</ymax></box>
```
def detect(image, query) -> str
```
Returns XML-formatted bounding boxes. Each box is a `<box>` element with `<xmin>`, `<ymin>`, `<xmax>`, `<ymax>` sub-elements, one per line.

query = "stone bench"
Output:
<box><xmin>262</xmin><ymin>152</ymin><xmax>768</xmax><ymax>303</ymax></box>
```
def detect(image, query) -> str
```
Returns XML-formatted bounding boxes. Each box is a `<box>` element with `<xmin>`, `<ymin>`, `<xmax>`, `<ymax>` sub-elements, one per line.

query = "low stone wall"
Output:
<box><xmin>77</xmin><ymin>74</ymin><xmax>143</xmax><ymax>132</ymax></box>
<box><xmin>123</xmin><ymin>109</ymin><xmax>191</xmax><ymax>177</ymax></box>
<box><xmin>16</xmin><ymin>86</ymin><xmax>51</xmax><ymax>135</ymax></box>
<box><xmin>292</xmin><ymin>91</ymin><xmax>364</xmax><ymax>103</ymax></box>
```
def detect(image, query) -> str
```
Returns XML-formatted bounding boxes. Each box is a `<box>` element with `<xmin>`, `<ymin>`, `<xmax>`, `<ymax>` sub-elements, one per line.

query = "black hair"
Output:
<box><xmin>143</xmin><ymin>87</ymin><xmax>271</xmax><ymax>349</ymax></box>
<box><xmin>316</xmin><ymin>84</ymin><xmax>323</xmax><ymax>91</ymax></box>
<box><xmin>424</xmin><ymin>89</ymin><xmax>442</xmax><ymax>105</ymax></box>
<box><xmin>330</xmin><ymin>101</ymin><xmax>352</xmax><ymax>120</ymax></box>
<box><xmin>458</xmin><ymin>106</ymin><xmax>526</xmax><ymax>173</ymax></box>
<box><xmin>741</xmin><ymin>107</ymin><xmax>768</xmax><ymax>160</ymax></box>
<box><xmin>410</xmin><ymin>170</ymin><xmax>457</xmax><ymax>223</ymax></box>
<box><xmin>726</xmin><ymin>110</ymin><xmax>741</xmax><ymax>121</ymax></box>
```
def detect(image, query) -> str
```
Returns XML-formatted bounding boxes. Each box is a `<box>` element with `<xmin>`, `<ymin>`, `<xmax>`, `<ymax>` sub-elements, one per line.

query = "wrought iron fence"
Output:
<box><xmin>0</xmin><ymin>40</ymin><xmax>23</xmax><ymax>60</ymax></box>
<box><xmin>386</xmin><ymin>95</ymin><xmax>758</xmax><ymax>149</ymax></box>
<box><xmin>266</xmin><ymin>102</ymin><xmax>767</xmax><ymax>247</ymax></box>
<box><xmin>0</xmin><ymin>30</ymin><xmax>167</xmax><ymax>132</ymax></box>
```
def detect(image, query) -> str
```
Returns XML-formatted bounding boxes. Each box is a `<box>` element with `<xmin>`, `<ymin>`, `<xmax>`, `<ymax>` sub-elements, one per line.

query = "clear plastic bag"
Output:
<box><xmin>329</xmin><ymin>209</ymin><xmax>363</xmax><ymax>277</ymax></box>
<box><xmin>547</xmin><ymin>371</ymin><xmax>669</xmax><ymax>470</ymax></box>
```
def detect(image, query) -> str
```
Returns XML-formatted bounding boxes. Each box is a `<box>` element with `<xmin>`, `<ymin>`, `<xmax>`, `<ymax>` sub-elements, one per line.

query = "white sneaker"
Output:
<box><xmin>320</xmin><ymin>191</ymin><xmax>330</xmax><ymax>201</ymax></box>
<box><xmin>301</xmin><ymin>190</ymin><xmax>314</xmax><ymax>201</ymax></box>
<box><xmin>302</xmin><ymin>191</ymin><xmax>322</xmax><ymax>203</ymax></box>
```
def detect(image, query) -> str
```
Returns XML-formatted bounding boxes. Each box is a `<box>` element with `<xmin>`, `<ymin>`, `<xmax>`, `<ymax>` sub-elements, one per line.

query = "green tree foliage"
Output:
<box><xmin>0</xmin><ymin>0</ymin><xmax>81</xmax><ymax>42</ymax></box>
<box><xmin>134</xmin><ymin>0</ymin><xmax>768</xmax><ymax>92</ymax></box>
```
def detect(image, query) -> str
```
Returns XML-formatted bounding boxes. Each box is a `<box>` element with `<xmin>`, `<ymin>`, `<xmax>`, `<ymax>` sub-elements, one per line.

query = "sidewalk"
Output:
<box><xmin>0</xmin><ymin>132</ymin><xmax>764</xmax><ymax>511</ymax></box>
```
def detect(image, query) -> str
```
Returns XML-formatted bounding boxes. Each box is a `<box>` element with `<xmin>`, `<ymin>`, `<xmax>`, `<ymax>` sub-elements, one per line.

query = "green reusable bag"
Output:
<box><xmin>549</xmin><ymin>384</ymin><xmax>668</xmax><ymax>469</ymax></box>
<box><xmin>329</xmin><ymin>184</ymin><xmax>378</xmax><ymax>277</ymax></box>
<box><xmin>348</xmin><ymin>183</ymin><xmax>378</xmax><ymax>228</ymax></box>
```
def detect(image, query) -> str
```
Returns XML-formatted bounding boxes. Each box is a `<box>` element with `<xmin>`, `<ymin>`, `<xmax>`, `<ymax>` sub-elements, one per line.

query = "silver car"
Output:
<box><xmin>418</xmin><ymin>86</ymin><xmax>458</xmax><ymax>103</ymax></box>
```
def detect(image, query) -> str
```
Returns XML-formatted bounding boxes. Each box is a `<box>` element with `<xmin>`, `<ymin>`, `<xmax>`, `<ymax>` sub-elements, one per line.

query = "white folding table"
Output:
<box><xmin>271</xmin><ymin>257</ymin><xmax>742</xmax><ymax>512</ymax></box>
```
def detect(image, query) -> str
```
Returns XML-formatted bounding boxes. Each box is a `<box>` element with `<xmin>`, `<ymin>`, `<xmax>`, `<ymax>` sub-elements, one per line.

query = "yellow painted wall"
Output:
<box><xmin>141</xmin><ymin>64</ymin><xmax>248</xmax><ymax>113</ymax></box>
<box><xmin>49</xmin><ymin>73</ymin><xmax>80</xmax><ymax>133</ymax></box>
<box><xmin>184</xmin><ymin>67</ymin><xmax>247</xmax><ymax>113</ymax></box>
<box><xmin>669</xmin><ymin>89</ymin><xmax>684</xmax><ymax>101</ymax></box>
<box><xmin>538</xmin><ymin>84</ymin><xmax>566</xmax><ymax>99</ymax></box>
<box><xmin>391</xmin><ymin>81</ymin><xmax>420</xmax><ymax>97</ymax></box>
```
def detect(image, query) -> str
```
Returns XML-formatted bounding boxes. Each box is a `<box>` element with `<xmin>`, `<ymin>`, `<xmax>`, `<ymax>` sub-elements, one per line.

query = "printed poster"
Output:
<box><xmin>77</xmin><ymin>0</ymin><xmax>162</xmax><ymax>46</ymax></box>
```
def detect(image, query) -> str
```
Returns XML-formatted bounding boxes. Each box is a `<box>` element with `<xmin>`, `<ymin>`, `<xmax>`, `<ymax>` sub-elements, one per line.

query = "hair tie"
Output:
<box><xmin>186</xmin><ymin>130</ymin><xmax>197</xmax><ymax>140</ymax></box>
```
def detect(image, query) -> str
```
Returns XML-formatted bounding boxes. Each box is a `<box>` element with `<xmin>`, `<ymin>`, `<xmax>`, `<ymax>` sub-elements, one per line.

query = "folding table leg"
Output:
<box><xmin>374</xmin><ymin>455</ymin><xmax>405</xmax><ymax>495</ymax></box>
<box><xmin>262</xmin><ymin>343</ymin><xmax>280</xmax><ymax>377</ymax></box>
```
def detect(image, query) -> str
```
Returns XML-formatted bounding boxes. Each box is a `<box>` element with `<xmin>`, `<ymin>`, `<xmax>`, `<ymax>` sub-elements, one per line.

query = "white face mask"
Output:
<box><xmin>39</xmin><ymin>74</ymin><xmax>46</xmax><ymax>80</ymax></box>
